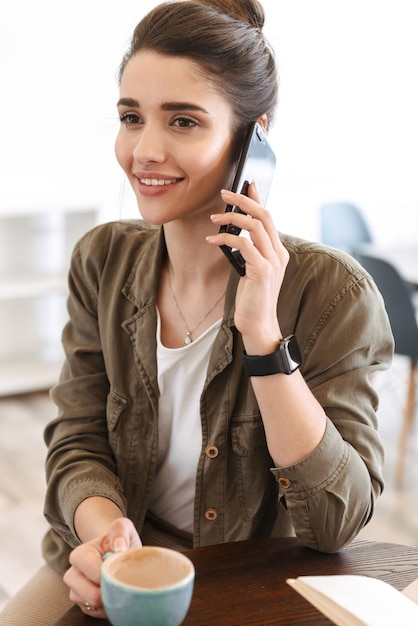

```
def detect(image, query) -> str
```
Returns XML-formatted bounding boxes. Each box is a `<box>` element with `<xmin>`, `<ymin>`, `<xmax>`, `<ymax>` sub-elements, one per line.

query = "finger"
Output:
<box><xmin>222</xmin><ymin>183</ymin><xmax>262</xmax><ymax>208</ymax></box>
<box><xmin>73</xmin><ymin>591</ymin><xmax>106</xmax><ymax>620</ymax></box>
<box><xmin>220</xmin><ymin>188</ymin><xmax>281</xmax><ymax>248</ymax></box>
<box><xmin>210</xmin><ymin>212</ymin><xmax>275</xmax><ymax>261</ymax></box>
<box><xmin>64</xmin><ymin>565</ymin><xmax>103</xmax><ymax>608</ymax></box>
<box><xmin>211</xmin><ymin>209</ymin><xmax>254</xmax><ymax>233</ymax></box>
<box><xmin>68</xmin><ymin>543</ymin><xmax>103</xmax><ymax>585</ymax></box>
<box><xmin>247</xmin><ymin>181</ymin><xmax>261</xmax><ymax>204</ymax></box>
<box><xmin>221</xmin><ymin>188</ymin><xmax>260</xmax><ymax>215</ymax></box>
<box><xmin>106</xmin><ymin>517</ymin><xmax>142</xmax><ymax>554</ymax></box>
<box><xmin>79</xmin><ymin>601</ymin><xmax>106</xmax><ymax>619</ymax></box>
<box><xmin>72</xmin><ymin>592</ymin><xmax>106</xmax><ymax>617</ymax></box>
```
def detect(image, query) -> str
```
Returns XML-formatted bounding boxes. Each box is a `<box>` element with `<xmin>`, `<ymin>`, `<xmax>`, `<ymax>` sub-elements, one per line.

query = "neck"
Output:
<box><xmin>158</xmin><ymin>224</ymin><xmax>232</xmax><ymax>347</ymax></box>
<box><xmin>162</xmin><ymin>222</ymin><xmax>230</xmax><ymax>284</ymax></box>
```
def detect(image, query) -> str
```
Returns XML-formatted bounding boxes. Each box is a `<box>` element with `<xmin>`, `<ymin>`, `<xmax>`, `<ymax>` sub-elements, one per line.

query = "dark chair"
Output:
<box><xmin>320</xmin><ymin>202</ymin><xmax>373</xmax><ymax>252</ymax></box>
<box><xmin>354</xmin><ymin>251</ymin><xmax>418</xmax><ymax>487</ymax></box>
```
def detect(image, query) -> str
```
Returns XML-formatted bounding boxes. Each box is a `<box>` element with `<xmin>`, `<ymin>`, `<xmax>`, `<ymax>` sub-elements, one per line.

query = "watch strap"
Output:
<box><xmin>242</xmin><ymin>334</ymin><xmax>301</xmax><ymax>376</ymax></box>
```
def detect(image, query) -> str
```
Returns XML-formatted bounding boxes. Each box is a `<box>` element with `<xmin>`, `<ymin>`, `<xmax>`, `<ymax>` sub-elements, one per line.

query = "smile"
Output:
<box><xmin>139</xmin><ymin>178</ymin><xmax>179</xmax><ymax>186</ymax></box>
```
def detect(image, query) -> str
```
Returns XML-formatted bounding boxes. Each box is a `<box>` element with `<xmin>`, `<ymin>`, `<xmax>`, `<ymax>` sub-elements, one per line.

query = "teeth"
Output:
<box><xmin>140</xmin><ymin>178</ymin><xmax>177</xmax><ymax>186</ymax></box>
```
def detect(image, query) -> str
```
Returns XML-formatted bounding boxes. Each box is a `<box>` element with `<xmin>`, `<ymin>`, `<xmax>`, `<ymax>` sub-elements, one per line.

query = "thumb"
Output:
<box><xmin>112</xmin><ymin>536</ymin><xmax>128</xmax><ymax>553</ymax></box>
<box><xmin>107</xmin><ymin>517</ymin><xmax>141</xmax><ymax>553</ymax></box>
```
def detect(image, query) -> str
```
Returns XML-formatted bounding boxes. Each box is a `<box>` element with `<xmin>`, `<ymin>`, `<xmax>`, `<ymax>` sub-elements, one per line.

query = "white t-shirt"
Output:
<box><xmin>149</xmin><ymin>310</ymin><xmax>222</xmax><ymax>532</ymax></box>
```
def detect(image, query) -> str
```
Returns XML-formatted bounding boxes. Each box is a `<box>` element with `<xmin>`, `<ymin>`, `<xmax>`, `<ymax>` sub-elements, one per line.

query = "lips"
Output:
<box><xmin>133</xmin><ymin>174</ymin><xmax>182</xmax><ymax>197</ymax></box>
<box><xmin>139</xmin><ymin>178</ymin><xmax>179</xmax><ymax>186</ymax></box>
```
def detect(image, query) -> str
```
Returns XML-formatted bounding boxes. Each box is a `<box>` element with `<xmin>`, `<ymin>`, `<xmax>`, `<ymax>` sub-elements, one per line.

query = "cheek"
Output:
<box><xmin>194</xmin><ymin>140</ymin><xmax>234</xmax><ymax>178</ymax></box>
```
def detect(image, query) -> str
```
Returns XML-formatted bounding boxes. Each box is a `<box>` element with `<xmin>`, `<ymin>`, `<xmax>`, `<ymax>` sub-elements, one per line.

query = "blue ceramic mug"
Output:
<box><xmin>101</xmin><ymin>546</ymin><xmax>195</xmax><ymax>626</ymax></box>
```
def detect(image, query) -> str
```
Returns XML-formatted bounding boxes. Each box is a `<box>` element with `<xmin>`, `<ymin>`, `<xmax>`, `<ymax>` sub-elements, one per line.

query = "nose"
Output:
<box><xmin>132</xmin><ymin>123</ymin><xmax>166</xmax><ymax>164</ymax></box>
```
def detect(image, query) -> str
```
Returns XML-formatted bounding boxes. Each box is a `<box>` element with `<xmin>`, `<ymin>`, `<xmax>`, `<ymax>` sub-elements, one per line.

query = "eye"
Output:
<box><xmin>119</xmin><ymin>112</ymin><xmax>142</xmax><ymax>126</ymax></box>
<box><xmin>173</xmin><ymin>116</ymin><xmax>198</xmax><ymax>129</ymax></box>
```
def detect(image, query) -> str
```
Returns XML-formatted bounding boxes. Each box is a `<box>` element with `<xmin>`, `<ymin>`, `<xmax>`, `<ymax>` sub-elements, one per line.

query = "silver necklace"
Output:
<box><xmin>167</xmin><ymin>270</ymin><xmax>226</xmax><ymax>345</ymax></box>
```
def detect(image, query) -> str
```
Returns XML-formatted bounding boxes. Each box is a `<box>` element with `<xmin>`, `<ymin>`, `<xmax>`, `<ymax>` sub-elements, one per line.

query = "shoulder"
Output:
<box><xmin>278</xmin><ymin>233</ymin><xmax>393</xmax><ymax>375</ymax></box>
<box><xmin>279</xmin><ymin>232</ymin><xmax>374</xmax><ymax>307</ymax></box>
<box><xmin>278</xmin><ymin>232</ymin><xmax>385</xmax><ymax>343</ymax></box>
<box><xmin>280</xmin><ymin>232</ymin><xmax>366</xmax><ymax>284</ymax></box>
<box><xmin>69</xmin><ymin>220</ymin><xmax>163</xmax><ymax>292</ymax></box>
<box><xmin>77</xmin><ymin>219</ymin><xmax>159</xmax><ymax>253</ymax></box>
<box><xmin>72</xmin><ymin>219</ymin><xmax>161</xmax><ymax>267</ymax></box>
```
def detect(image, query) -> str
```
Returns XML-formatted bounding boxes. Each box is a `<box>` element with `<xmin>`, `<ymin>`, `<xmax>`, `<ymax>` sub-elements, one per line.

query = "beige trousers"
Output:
<box><xmin>0</xmin><ymin>565</ymin><xmax>73</xmax><ymax>626</ymax></box>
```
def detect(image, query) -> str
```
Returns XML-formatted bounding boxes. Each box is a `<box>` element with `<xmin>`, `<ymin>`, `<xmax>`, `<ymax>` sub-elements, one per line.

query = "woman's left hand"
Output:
<box><xmin>208</xmin><ymin>184</ymin><xmax>289</xmax><ymax>353</ymax></box>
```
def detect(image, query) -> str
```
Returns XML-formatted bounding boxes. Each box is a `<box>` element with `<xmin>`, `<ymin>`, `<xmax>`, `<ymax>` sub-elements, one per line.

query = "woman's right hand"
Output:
<box><xmin>63</xmin><ymin>517</ymin><xmax>142</xmax><ymax>618</ymax></box>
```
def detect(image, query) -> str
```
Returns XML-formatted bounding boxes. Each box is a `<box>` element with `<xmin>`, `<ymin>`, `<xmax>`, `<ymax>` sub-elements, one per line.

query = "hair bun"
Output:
<box><xmin>196</xmin><ymin>0</ymin><xmax>265</xmax><ymax>30</ymax></box>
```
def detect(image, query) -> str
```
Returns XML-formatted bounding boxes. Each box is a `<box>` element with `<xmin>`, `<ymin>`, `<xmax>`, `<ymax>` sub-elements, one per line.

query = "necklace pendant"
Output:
<box><xmin>184</xmin><ymin>332</ymin><xmax>192</xmax><ymax>345</ymax></box>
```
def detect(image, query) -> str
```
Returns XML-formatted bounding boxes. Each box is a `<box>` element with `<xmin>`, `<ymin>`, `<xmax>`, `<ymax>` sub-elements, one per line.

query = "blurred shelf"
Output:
<box><xmin>0</xmin><ymin>277</ymin><xmax>67</xmax><ymax>300</ymax></box>
<box><xmin>0</xmin><ymin>208</ymin><xmax>98</xmax><ymax>396</ymax></box>
<box><xmin>0</xmin><ymin>357</ymin><xmax>63</xmax><ymax>397</ymax></box>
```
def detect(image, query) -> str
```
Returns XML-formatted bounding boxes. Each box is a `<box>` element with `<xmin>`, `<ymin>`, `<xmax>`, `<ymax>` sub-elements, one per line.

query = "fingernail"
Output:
<box><xmin>113</xmin><ymin>538</ymin><xmax>127</xmax><ymax>552</ymax></box>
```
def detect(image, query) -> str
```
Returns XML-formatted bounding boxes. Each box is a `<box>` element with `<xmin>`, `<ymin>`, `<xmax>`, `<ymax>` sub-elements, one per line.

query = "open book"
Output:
<box><xmin>287</xmin><ymin>575</ymin><xmax>418</xmax><ymax>626</ymax></box>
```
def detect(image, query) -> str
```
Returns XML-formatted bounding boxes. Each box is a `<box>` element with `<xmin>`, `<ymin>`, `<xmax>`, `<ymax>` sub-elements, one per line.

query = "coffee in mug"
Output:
<box><xmin>101</xmin><ymin>546</ymin><xmax>195</xmax><ymax>626</ymax></box>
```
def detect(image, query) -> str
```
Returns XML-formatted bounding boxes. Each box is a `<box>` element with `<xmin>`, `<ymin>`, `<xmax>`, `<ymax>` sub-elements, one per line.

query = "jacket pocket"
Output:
<box><xmin>231</xmin><ymin>414</ymin><xmax>273</xmax><ymax>522</ymax></box>
<box><xmin>106</xmin><ymin>390</ymin><xmax>128</xmax><ymax>450</ymax></box>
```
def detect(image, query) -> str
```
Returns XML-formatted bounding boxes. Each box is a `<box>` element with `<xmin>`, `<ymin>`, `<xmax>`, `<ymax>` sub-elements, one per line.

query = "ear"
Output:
<box><xmin>257</xmin><ymin>114</ymin><xmax>268</xmax><ymax>132</ymax></box>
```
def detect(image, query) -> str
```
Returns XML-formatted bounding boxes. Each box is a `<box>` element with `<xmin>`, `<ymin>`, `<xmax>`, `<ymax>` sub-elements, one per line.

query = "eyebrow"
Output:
<box><xmin>116</xmin><ymin>97</ymin><xmax>209</xmax><ymax>115</ymax></box>
<box><xmin>117</xmin><ymin>97</ymin><xmax>139</xmax><ymax>108</ymax></box>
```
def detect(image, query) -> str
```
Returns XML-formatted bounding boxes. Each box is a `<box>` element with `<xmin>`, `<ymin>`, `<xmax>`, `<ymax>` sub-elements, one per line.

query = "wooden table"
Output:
<box><xmin>54</xmin><ymin>537</ymin><xmax>418</xmax><ymax>625</ymax></box>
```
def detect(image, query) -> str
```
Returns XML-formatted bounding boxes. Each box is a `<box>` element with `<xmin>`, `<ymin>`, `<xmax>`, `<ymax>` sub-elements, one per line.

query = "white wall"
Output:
<box><xmin>1</xmin><ymin>0</ymin><xmax>417</xmax><ymax>245</ymax></box>
<box><xmin>269</xmin><ymin>1</ymin><xmax>418</xmax><ymax>245</ymax></box>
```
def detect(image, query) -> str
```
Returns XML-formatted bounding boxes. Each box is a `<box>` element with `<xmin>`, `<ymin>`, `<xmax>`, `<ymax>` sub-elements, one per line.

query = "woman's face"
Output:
<box><xmin>115</xmin><ymin>50</ymin><xmax>238</xmax><ymax>225</ymax></box>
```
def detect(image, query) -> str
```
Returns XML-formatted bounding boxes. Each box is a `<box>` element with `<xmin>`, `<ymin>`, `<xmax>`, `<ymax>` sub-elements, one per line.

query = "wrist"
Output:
<box><xmin>243</xmin><ymin>334</ymin><xmax>302</xmax><ymax>376</ymax></box>
<box><xmin>74</xmin><ymin>496</ymin><xmax>124</xmax><ymax>543</ymax></box>
<box><xmin>241</xmin><ymin>328</ymin><xmax>282</xmax><ymax>357</ymax></box>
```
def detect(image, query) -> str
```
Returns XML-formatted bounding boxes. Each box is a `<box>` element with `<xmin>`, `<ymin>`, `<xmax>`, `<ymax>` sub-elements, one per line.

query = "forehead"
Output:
<box><xmin>119</xmin><ymin>50</ymin><xmax>229</xmax><ymax>109</ymax></box>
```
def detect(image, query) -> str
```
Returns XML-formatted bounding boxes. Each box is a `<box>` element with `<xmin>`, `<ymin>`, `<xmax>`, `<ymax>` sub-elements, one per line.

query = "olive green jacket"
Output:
<box><xmin>42</xmin><ymin>221</ymin><xmax>393</xmax><ymax>574</ymax></box>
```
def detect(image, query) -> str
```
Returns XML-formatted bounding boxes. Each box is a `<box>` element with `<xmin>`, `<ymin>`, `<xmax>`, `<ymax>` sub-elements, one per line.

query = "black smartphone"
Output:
<box><xmin>219</xmin><ymin>121</ymin><xmax>276</xmax><ymax>275</ymax></box>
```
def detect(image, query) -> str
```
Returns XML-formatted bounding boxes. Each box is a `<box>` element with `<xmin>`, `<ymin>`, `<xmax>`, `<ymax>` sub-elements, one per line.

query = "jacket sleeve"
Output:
<box><xmin>43</xmin><ymin>234</ymin><xmax>128</xmax><ymax>550</ymax></box>
<box><xmin>270</xmin><ymin>253</ymin><xmax>393</xmax><ymax>553</ymax></box>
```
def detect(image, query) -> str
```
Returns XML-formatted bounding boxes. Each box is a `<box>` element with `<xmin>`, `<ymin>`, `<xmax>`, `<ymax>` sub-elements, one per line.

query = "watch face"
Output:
<box><xmin>282</xmin><ymin>334</ymin><xmax>302</xmax><ymax>373</ymax></box>
<box><xmin>288</xmin><ymin>335</ymin><xmax>302</xmax><ymax>364</ymax></box>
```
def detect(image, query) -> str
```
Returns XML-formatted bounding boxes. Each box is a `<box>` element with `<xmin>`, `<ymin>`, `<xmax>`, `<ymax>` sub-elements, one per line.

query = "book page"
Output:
<box><xmin>287</xmin><ymin>575</ymin><xmax>418</xmax><ymax>626</ymax></box>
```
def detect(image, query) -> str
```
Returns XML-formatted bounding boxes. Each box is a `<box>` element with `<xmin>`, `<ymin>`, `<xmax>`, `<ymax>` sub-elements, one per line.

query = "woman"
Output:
<box><xmin>0</xmin><ymin>0</ymin><xmax>393</xmax><ymax>623</ymax></box>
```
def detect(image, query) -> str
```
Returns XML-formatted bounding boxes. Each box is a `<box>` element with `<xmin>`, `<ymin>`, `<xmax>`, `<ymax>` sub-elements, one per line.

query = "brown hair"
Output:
<box><xmin>118</xmin><ymin>0</ymin><xmax>278</xmax><ymax>135</ymax></box>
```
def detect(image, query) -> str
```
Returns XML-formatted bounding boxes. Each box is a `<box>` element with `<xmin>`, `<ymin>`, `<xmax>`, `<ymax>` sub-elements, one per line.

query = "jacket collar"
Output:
<box><xmin>122</xmin><ymin>223</ymin><xmax>165</xmax><ymax>310</ymax></box>
<box><xmin>121</xmin><ymin>222</ymin><xmax>240</xmax><ymax>324</ymax></box>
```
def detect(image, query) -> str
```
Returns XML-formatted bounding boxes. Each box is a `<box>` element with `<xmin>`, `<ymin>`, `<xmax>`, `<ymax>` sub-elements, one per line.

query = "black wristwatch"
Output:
<box><xmin>242</xmin><ymin>334</ymin><xmax>302</xmax><ymax>376</ymax></box>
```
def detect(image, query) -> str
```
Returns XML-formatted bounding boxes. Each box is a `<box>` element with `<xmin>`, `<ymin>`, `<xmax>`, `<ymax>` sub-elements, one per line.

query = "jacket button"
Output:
<box><xmin>205</xmin><ymin>509</ymin><xmax>218</xmax><ymax>521</ymax></box>
<box><xmin>206</xmin><ymin>445</ymin><xmax>219</xmax><ymax>458</ymax></box>
<box><xmin>278</xmin><ymin>477</ymin><xmax>291</xmax><ymax>489</ymax></box>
